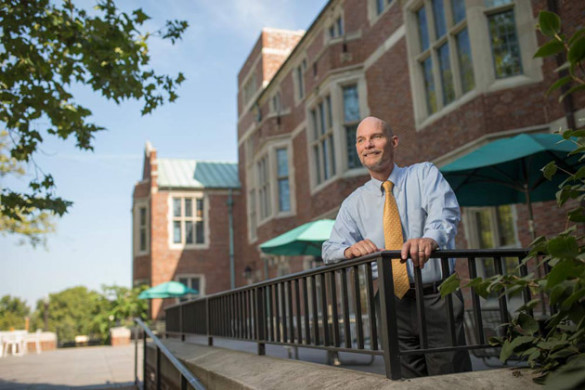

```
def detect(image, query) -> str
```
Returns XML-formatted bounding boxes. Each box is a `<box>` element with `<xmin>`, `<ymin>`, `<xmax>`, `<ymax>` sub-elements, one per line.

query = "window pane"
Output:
<box><xmin>326</xmin><ymin>96</ymin><xmax>332</xmax><ymax>129</ymax></box>
<box><xmin>173</xmin><ymin>198</ymin><xmax>181</xmax><ymax>217</ymax></box>
<box><xmin>185</xmin><ymin>221</ymin><xmax>194</xmax><ymax>244</ymax></box>
<box><xmin>421</xmin><ymin>57</ymin><xmax>437</xmax><ymax>114</ymax></box>
<box><xmin>185</xmin><ymin>199</ymin><xmax>192</xmax><ymax>217</ymax></box>
<box><xmin>314</xmin><ymin>145</ymin><xmax>322</xmax><ymax>184</ymax></box>
<box><xmin>343</xmin><ymin>85</ymin><xmax>360</xmax><ymax>122</ymax></box>
<box><xmin>311</xmin><ymin>110</ymin><xmax>318</xmax><ymax>139</ymax></box>
<box><xmin>196</xmin><ymin>198</ymin><xmax>204</xmax><ymax>218</ymax></box>
<box><xmin>452</xmin><ymin>0</ymin><xmax>466</xmax><ymax>24</ymax></box>
<box><xmin>319</xmin><ymin>102</ymin><xmax>325</xmax><ymax>135</ymax></box>
<box><xmin>456</xmin><ymin>28</ymin><xmax>475</xmax><ymax>93</ymax></box>
<box><xmin>329</xmin><ymin>134</ymin><xmax>336</xmax><ymax>176</ymax></box>
<box><xmin>377</xmin><ymin>0</ymin><xmax>384</xmax><ymax>14</ymax></box>
<box><xmin>432</xmin><ymin>0</ymin><xmax>446</xmax><ymax>39</ymax></box>
<box><xmin>297</xmin><ymin>66</ymin><xmax>304</xmax><ymax>98</ymax></box>
<box><xmin>278</xmin><ymin>179</ymin><xmax>290</xmax><ymax>212</ymax></box>
<box><xmin>191</xmin><ymin>278</ymin><xmax>200</xmax><ymax>292</ymax></box>
<box><xmin>496</xmin><ymin>205</ymin><xmax>516</xmax><ymax>246</ymax></box>
<box><xmin>329</xmin><ymin>25</ymin><xmax>335</xmax><ymax>38</ymax></box>
<box><xmin>140</xmin><ymin>228</ymin><xmax>146</xmax><ymax>251</ymax></box>
<box><xmin>337</xmin><ymin>17</ymin><xmax>343</xmax><ymax>36</ymax></box>
<box><xmin>489</xmin><ymin>10</ymin><xmax>522</xmax><ymax>78</ymax></box>
<box><xmin>276</xmin><ymin>148</ymin><xmax>288</xmax><ymax>176</ymax></box>
<box><xmin>173</xmin><ymin>221</ymin><xmax>182</xmax><ymax>244</ymax></box>
<box><xmin>196</xmin><ymin>221</ymin><xmax>204</xmax><ymax>244</ymax></box>
<box><xmin>322</xmin><ymin>139</ymin><xmax>330</xmax><ymax>180</ymax></box>
<box><xmin>438</xmin><ymin>42</ymin><xmax>455</xmax><ymax>105</ymax></box>
<box><xmin>179</xmin><ymin>277</ymin><xmax>188</xmax><ymax>286</ymax></box>
<box><xmin>416</xmin><ymin>7</ymin><xmax>430</xmax><ymax>52</ymax></box>
<box><xmin>475</xmin><ymin>209</ymin><xmax>494</xmax><ymax>249</ymax></box>
<box><xmin>346</xmin><ymin>124</ymin><xmax>360</xmax><ymax>169</ymax></box>
<box><xmin>139</xmin><ymin>207</ymin><xmax>146</xmax><ymax>226</ymax></box>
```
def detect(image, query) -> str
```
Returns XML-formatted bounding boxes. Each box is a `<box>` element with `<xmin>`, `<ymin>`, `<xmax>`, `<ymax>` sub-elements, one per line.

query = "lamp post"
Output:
<box><xmin>43</xmin><ymin>296</ymin><xmax>49</xmax><ymax>331</ymax></box>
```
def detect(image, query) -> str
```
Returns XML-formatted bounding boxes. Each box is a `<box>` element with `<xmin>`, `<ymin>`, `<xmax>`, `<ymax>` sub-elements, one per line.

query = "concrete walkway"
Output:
<box><xmin>0</xmin><ymin>343</ymin><xmax>141</xmax><ymax>390</ymax></box>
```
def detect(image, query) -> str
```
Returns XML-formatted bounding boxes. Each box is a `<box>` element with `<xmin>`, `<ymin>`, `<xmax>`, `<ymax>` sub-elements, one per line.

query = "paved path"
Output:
<box><xmin>0</xmin><ymin>343</ymin><xmax>141</xmax><ymax>390</ymax></box>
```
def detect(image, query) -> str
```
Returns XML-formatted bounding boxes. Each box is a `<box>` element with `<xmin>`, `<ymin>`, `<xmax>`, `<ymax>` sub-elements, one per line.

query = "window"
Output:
<box><xmin>271</xmin><ymin>92</ymin><xmax>281</xmax><ymax>114</ymax></box>
<box><xmin>467</xmin><ymin>205</ymin><xmax>519</xmax><ymax>278</ymax></box>
<box><xmin>413</xmin><ymin>0</ymin><xmax>474</xmax><ymax>115</ymax></box>
<box><xmin>257</xmin><ymin>155</ymin><xmax>271</xmax><ymax>220</ymax></box>
<box><xmin>177</xmin><ymin>275</ymin><xmax>202</xmax><ymax>303</ymax></box>
<box><xmin>139</xmin><ymin>207</ymin><xmax>147</xmax><ymax>252</ymax></box>
<box><xmin>242</xmin><ymin>72</ymin><xmax>257</xmax><ymax>106</ymax></box>
<box><xmin>171</xmin><ymin>196</ymin><xmax>205</xmax><ymax>246</ymax></box>
<box><xmin>343</xmin><ymin>85</ymin><xmax>361</xmax><ymax>170</ymax></box>
<box><xmin>485</xmin><ymin>0</ymin><xmax>522</xmax><ymax>78</ymax></box>
<box><xmin>295</xmin><ymin>60</ymin><xmax>307</xmax><ymax>100</ymax></box>
<box><xmin>376</xmin><ymin>0</ymin><xmax>393</xmax><ymax>15</ymax></box>
<box><xmin>134</xmin><ymin>202</ymin><xmax>149</xmax><ymax>255</ymax></box>
<box><xmin>311</xmin><ymin>96</ymin><xmax>336</xmax><ymax>185</ymax></box>
<box><xmin>276</xmin><ymin>148</ymin><xmax>290</xmax><ymax>212</ymax></box>
<box><xmin>248</xmin><ymin>189</ymin><xmax>257</xmax><ymax>240</ymax></box>
<box><xmin>329</xmin><ymin>16</ymin><xmax>344</xmax><ymax>38</ymax></box>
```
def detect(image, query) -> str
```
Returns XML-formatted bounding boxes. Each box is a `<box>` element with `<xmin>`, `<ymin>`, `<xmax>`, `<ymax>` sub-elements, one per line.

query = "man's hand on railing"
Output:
<box><xmin>401</xmin><ymin>238</ymin><xmax>438</xmax><ymax>269</ymax></box>
<box><xmin>343</xmin><ymin>239</ymin><xmax>384</xmax><ymax>259</ymax></box>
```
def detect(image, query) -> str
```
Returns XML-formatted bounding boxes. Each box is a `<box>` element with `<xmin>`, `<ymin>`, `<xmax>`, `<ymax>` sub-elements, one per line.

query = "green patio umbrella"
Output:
<box><xmin>440</xmin><ymin>133</ymin><xmax>580</xmax><ymax>239</ymax></box>
<box><xmin>138</xmin><ymin>281</ymin><xmax>198</xmax><ymax>299</ymax></box>
<box><xmin>259</xmin><ymin>219</ymin><xmax>335</xmax><ymax>256</ymax></box>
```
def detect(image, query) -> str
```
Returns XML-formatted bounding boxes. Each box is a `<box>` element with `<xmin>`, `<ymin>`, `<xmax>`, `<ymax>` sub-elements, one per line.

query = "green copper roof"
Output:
<box><xmin>157</xmin><ymin>159</ymin><xmax>240</xmax><ymax>189</ymax></box>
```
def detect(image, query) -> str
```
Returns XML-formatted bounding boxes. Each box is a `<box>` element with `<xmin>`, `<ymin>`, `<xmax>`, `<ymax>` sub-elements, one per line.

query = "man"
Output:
<box><xmin>322</xmin><ymin>116</ymin><xmax>471</xmax><ymax>378</ymax></box>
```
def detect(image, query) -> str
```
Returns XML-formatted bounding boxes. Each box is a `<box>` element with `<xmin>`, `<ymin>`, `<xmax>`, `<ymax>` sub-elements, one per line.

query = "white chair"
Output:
<box><xmin>29</xmin><ymin>329</ymin><xmax>42</xmax><ymax>354</ymax></box>
<box><xmin>0</xmin><ymin>332</ymin><xmax>5</xmax><ymax>358</ymax></box>
<box><xmin>4</xmin><ymin>332</ymin><xmax>25</xmax><ymax>356</ymax></box>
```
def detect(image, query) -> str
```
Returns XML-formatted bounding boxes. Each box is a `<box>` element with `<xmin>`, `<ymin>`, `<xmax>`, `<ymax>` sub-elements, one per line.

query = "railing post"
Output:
<box><xmin>156</xmin><ymin>346</ymin><xmax>161</xmax><ymax>390</ymax></box>
<box><xmin>143</xmin><ymin>329</ymin><xmax>147</xmax><ymax>390</ymax></box>
<box><xmin>255</xmin><ymin>287</ymin><xmax>266</xmax><ymax>355</ymax></box>
<box><xmin>206</xmin><ymin>298</ymin><xmax>213</xmax><ymax>346</ymax></box>
<box><xmin>134</xmin><ymin>326</ymin><xmax>138</xmax><ymax>387</ymax></box>
<box><xmin>180</xmin><ymin>305</ymin><xmax>185</xmax><ymax>341</ymax></box>
<box><xmin>377</xmin><ymin>254</ymin><xmax>402</xmax><ymax>380</ymax></box>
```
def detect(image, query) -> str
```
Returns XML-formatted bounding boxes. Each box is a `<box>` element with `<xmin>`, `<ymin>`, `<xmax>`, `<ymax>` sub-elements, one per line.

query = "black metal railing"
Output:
<box><xmin>134</xmin><ymin>318</ymin><xmax>205</xmax><ymax>390</ymax></box>
<box><xmin>164</xmin><ymin>249</ymin><xmax>532</xmax><ymax>380</ymax></box>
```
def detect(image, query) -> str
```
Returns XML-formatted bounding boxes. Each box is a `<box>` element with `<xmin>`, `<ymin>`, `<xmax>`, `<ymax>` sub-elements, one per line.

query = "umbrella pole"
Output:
<box><xmin>524</xmin><ymin>184</ymin><xmax>547</xmax><ymax>317</ymax></box>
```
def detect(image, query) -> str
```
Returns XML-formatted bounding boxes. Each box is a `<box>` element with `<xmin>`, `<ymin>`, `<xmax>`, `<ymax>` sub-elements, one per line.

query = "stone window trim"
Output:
<box><xmin>404</xmin><ymin>0</ymin><xmax>542</xmax><ymax>130</ymax></box>
<box><xmin>133</xmin><ymin>199</ymin><xmax>149</xmax><ymax>257</ymax></box>
<box><xmin>175</xmin><ymin>274</ymin><xmax>206</xmax><ymax>304</ymax></box>
<box><xmin>167</xmin><ymin>191</ymin><xmax>210</xmax><ymax>250</ymax></box>
<box><xmin>305</xmin><ymin>72</ymin><xmax>369</xmax><ymax>196</ymax></box>
<box><xmin>293</xmin><ymin>58</ymin><xmax>308</xmax><ymax>106</ymax></box>
<box><xmin>247</xmin><ymin>138</ymin><xmax>297</xmax><ymax>241</ymax></box>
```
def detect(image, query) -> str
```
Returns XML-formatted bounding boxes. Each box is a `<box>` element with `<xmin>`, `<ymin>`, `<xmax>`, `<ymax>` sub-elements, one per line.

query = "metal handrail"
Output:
<box><xmin>134</xmin><ymin>318</ymin><xmax>205</xmax><ymax>390</ymax></box>
<box><xmin>164</xmin><ymin>248</ymin><xmax>534</xmax><ymax>380</ymax></box>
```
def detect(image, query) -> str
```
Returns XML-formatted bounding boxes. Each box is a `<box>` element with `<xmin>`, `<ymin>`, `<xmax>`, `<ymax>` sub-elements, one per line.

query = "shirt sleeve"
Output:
<box><xmin>420</xmin><ymin>162</ymin><xmax>461</xmax><ymax>249</ymax></box>
<box><xmin>322</xmin><ymin>198</ymin><xmax>363</xmax><ymax>264</ymax></box>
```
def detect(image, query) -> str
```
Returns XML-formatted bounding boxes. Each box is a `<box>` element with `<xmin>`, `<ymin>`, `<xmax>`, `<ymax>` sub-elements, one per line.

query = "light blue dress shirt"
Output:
<box><xmin>322</xmin><ymin>162</ymin><xmax>460</xmax><ymax>283</ymax></box>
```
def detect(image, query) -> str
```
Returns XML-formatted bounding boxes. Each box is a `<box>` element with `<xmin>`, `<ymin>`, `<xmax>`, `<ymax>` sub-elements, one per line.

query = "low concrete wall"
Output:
<box><xmin>147</xmin><ymin>339</ymin><xmax>540</xmax><ymax>390</ymax></box>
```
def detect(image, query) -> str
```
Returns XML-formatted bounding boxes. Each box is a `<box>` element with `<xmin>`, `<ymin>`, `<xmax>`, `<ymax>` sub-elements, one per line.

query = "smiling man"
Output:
<box><xmin>322</xmin><ymin>116</ymin><xmax>471</xmax><ymax>377</ymax></box>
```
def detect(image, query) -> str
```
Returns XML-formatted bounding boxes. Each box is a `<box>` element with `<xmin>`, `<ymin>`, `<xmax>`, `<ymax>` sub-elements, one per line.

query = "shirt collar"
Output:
<box><xmin>365</xmin><ymin>164</ymin><xmax>405</xmax><ymax>195</ymax></box>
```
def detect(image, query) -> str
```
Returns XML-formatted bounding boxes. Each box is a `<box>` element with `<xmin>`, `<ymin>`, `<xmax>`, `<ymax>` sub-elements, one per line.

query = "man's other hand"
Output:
<box><xmin>401</xmin><ymin>238</ymin><xmax>438</xmax><ymax>268</ymax></box>
<box><xmin>344</xmin><ymin>239</ymin><xmax>383</xmax><ymax>259</ymax></box>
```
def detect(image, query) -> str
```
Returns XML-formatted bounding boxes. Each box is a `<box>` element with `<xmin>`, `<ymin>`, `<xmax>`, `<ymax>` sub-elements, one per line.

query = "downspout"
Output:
<box><xmin>228</xmin><ymin>188</ymin><xmax>235</xmax><ymax>290</ymax></box>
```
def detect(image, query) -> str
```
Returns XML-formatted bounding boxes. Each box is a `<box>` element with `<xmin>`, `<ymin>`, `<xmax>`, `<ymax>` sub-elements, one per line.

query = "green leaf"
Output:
<box><xmin>542</xmin><ymin>161</ymin><xmax>558</xmax><ymax>180</ymax></box>
<box><xmin>500</xmin><ymin>336</ymin><xmax>535</xmax><ymax>362</ymax></box>
<box><xmin>568</xmin><ymin>36</ymin><xmax>585</xmax><ymax>63</ymax></box>
<box><xmin>439</xmin><ymin>273</ymin><xmax>460</xmax><ymax>297</ymax></box>
<box><xmin>547</xmin><ymin>236</ymin><xmax>579</xmax><ymax>259</ymax></box>
<box><xmin>534</xmin><ymin>39</ymin><xmax>565</xmax><ymax>58</ymax></box>
<box><xmin>538</xmin><ymin>11</ymin><xmax>561</xmax><ymax>37</ymax></box>
<box><xmin>518</xmin><ymin>312</ymin><xmax>539</xmax><ymax>335</ymax></box>
<box><xmin>544</xmin><ymin>354</ymin><xmax>585</xmax><ymax>390</ymax></box>
<box><xmin>559</xmin><ymin>84</ymin><xmax>585</xmax><ymax>102</ymax></box>
<box><xmin>546</xmin><ymin>76</ymin><xmax>572</xmax><ymax>95</ymax></box>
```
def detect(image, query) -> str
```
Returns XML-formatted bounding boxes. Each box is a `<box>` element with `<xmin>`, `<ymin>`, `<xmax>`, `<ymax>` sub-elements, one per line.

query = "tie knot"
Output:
<box><xmin>382</xmin><ymin>181</ymin><xmax>394</xmax><ymax>193</ymax></box>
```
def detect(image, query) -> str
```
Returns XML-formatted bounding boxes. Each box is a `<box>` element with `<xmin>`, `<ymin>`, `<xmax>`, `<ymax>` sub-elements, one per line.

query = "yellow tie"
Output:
<box><xmin>382</xmin><ymin>181</ymin><xmax>409</xmax><ymax>299</ymax></box>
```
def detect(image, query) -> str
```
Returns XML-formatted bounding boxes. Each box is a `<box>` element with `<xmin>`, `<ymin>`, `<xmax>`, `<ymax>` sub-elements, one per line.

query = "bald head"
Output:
<box><xmin>355</xmin><ymin>116</ymin><xmax>398</xmax><ymax>181</ymax></box>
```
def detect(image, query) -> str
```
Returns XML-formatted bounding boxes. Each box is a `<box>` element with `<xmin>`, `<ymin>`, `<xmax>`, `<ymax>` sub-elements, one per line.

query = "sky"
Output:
<box><xmin>0</xmin><ymin>0</ymin><xmax>329</xmax><ymax>308</ymax></box>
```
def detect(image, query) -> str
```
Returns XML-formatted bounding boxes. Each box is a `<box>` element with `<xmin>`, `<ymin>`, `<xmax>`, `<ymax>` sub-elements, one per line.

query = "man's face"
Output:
<box><xmin>355</xmin><ymin>120</ymin><xmax>398</xmax><ymax>175</ymax></box>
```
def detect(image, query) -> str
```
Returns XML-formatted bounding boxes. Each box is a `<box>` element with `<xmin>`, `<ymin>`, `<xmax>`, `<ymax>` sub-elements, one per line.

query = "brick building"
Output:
<box><xmin>132</xmin><ymin>142</ymin><xmax>241</xmax><ymax>319</ymax></box>
<box><xmin>236</xmin><ymin>0</ymin><xmax>585</xmax><ymax>284</ymax></box>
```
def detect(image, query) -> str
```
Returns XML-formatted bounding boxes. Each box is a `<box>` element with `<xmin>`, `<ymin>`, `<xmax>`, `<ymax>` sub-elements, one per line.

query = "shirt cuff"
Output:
<box><xmin>422</xmin><ymin>231</ymin><xmax>444</xmax><ymax>249</ymax></box>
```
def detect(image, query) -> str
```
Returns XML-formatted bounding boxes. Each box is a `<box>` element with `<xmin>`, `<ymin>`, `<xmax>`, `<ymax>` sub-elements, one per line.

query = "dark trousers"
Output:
<box><xmin>376</xmin><ymin>290</ymin><xmax>472</xmax><ymax>378</ymax></box>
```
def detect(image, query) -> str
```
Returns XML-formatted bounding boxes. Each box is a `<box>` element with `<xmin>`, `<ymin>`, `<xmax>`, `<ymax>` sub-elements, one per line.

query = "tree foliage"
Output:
<box><xmin>0</xmin><ymin>131</ymin><xmax>55</xmax><ymax>246</ymax></box>
<box><xmin>0</xmin><ymin>0</ymin><xmax>187</xmax><ymax>223</ymax></box>
<box><xmin>441</xmin><ymin>11</ymin><xmax>585</xmax><ymax>389</ymax></box>
<box><xmin>0</xmin><ymin>294</ymin><xmax>30</xmax><ymax>330</ymax></box>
